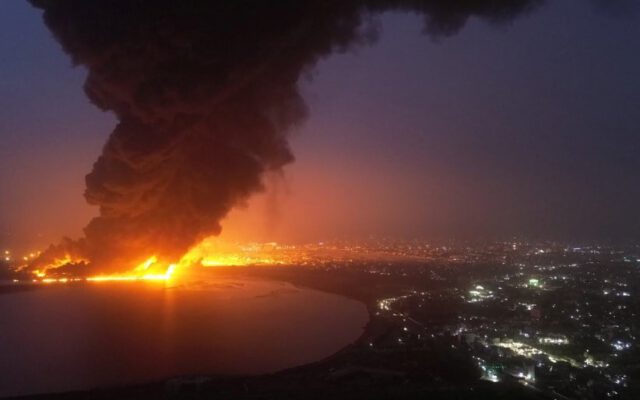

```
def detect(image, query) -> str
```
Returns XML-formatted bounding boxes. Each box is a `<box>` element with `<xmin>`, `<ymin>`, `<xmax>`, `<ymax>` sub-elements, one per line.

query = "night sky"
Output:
<box><xmin>1</xmin><ymin>0</ymin><xmax>640</xmax><ymax>252</ymax></box>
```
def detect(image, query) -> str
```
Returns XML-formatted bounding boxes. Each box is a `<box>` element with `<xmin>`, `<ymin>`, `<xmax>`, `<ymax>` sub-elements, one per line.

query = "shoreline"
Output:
<box><xmin>2</xmin><ymin>267</ymin><xmax>547</xmax><ymax>400</ymax></box>
<box><xmin>0</xmin><ymin>268</ymin><xmax>377</xmax><ymax>399</ymax></box>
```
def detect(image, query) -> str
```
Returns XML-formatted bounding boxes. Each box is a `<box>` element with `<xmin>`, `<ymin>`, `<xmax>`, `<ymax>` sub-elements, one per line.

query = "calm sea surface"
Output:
<box><xmin>0</xmin><ymin>276</ymin><xmax>368</xmax><ymax>397</ymax></box>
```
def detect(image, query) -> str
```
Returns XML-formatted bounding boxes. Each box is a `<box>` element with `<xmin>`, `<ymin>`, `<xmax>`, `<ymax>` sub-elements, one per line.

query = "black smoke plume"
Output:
<box><xmin>29</xmin><ymin>0</ymin><xmax>540</xmax><ymax>273</ymax></box>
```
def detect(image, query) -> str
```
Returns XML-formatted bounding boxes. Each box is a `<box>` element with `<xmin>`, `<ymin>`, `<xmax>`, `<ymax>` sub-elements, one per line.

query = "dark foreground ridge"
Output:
<box><xmin>13</xmin><ymin>370</ymin><xmax>543</xmax><ymax>400</ymax></box>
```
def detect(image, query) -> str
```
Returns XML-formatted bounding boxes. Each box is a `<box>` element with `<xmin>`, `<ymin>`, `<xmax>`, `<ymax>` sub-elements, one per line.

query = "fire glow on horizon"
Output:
<box><xmin>15</xmin><ymin>238</ymin><xmax>290</xmax><ymax>285</ymax></box>
<box><xmin>86</xmin><ymin>257</ymin><xmax>177</xmax><ymax>283</ymax></box>
<box><xmin>27</xmin><ymin>256</ymin><xmax>177</xmax><ymax>284</ymax></box>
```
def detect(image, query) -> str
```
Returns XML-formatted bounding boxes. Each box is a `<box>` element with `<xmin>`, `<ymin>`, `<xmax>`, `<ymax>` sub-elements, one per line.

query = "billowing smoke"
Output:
<box><xmin>30</xmin><ymin>0</ymin><xmax>540</xmax><ymax>273</ymax></box>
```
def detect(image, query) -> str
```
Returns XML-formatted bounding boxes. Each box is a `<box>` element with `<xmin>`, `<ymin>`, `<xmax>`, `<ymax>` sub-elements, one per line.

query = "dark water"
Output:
<box><xmin>0</xmin><ymin>277</ymin><xmax>368</xmax><ymax>397</ymax></box>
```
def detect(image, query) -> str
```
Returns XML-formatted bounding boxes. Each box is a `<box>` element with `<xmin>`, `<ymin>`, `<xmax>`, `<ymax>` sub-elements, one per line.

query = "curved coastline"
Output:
<box><xmin>0</xmin><ymin>271</ymin><xmax>370</xmax><ymax>398</ymax></box>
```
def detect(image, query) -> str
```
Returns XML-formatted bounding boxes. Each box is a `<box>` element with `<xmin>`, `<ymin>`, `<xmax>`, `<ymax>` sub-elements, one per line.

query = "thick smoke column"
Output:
<box><xmin>30</xmin><ymin>0</ymin><xmax>540</xmax><ymax>273</ymax></box>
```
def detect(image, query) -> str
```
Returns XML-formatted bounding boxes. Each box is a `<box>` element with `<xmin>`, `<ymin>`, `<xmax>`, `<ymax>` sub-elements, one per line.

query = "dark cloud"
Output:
<box><xmin>29</xmin><ymin>0</ymin><xmax>540</xmax><ymax>273</ymax></box>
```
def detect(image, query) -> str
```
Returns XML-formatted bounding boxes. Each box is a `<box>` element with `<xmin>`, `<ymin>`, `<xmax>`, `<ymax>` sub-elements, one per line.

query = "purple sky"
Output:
<box><xmin>1</xmin><ymin>0</ymin><xmax>640</xmax><ymax>250</ymax></box>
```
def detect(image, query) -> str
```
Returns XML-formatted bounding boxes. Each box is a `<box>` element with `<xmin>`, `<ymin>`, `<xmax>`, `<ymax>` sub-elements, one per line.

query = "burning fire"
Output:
<box><xmin>87</xmin><ymin>257</ymin><xmax>177</xmax><ymax>282</ymax></box>
<box><xmin>17</xmin><ymin>237</ymin><xmax>294</xmax><ymax>285</ymax></box>
<box><xmin>25</xmin><ymin>254</ymin><xmax>84</xmax><ymax>277</ymax></box>
<box><xmin>23</xmin><ymin>255</ymin><xmax>177</xmax><ymax>284</ymax></box>
<box><xmin>178</xmin><ymin>238</ymin><xmax>284</xmax><ymax>267</ymax></box>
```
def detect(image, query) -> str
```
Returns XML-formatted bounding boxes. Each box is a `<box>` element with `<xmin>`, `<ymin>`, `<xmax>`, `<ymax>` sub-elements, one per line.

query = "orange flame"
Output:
<box><xmin>87</xmin><ymin>256</ymin><xmax>177</xmax><ymax>282</ymax></box>
<box><xmin>22</xmin><ymin>237</ymin><xmax>297</xmax><ymax>285</ymax></box>
<box><xmin>178</xmin><ymin>238</ymin><xmax>285</xmax><ymax>268</ymax></box>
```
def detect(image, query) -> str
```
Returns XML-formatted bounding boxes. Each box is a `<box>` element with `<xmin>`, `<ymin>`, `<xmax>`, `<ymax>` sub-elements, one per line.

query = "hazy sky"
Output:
<box><xmin>1</xmin><ymin>0</ymin><xmax>640</xmax><ymax>250</ymax></box>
